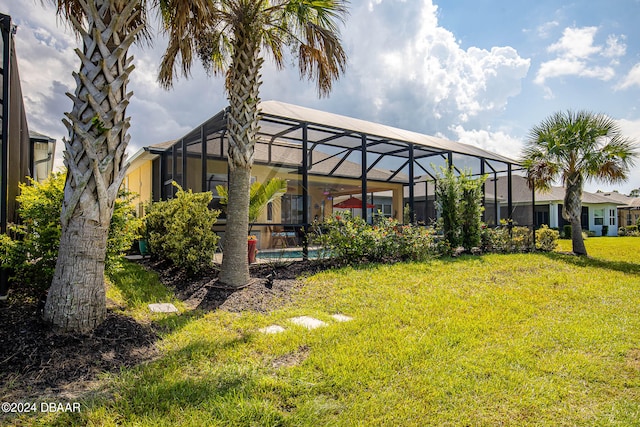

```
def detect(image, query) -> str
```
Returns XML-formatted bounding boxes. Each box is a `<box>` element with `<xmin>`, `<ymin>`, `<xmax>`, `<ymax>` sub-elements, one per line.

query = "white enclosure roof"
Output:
<box><xmin>257</xmin><ymin>100</ymin><xmax>518</xmax><ymax>166</ymax></box>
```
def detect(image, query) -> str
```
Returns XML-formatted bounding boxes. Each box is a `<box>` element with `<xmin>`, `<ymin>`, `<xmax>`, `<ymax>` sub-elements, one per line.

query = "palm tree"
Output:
<box><xmin>43</xmin><ymin>0</ymin><xmax>153</xmax><ymax>332</ymax></box>
<box><xmin>216</xmin><ymin>177</ymin><xmax>288</xmax><ymax>233</ymax></box>
<box><xmin>158</xmin><ymin>0</ymin><xmax>348</xmax><ymax>288</ymax></box>
<box><xmin>522</xmin><ymin>110</ymin><xmax>637</xmax><ymax>256</ymax></box>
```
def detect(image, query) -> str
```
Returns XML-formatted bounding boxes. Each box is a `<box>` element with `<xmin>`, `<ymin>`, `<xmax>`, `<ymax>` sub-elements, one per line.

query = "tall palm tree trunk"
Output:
<box><xmin>563</xmin><ymin>175</ymin><xmax>587</xmax><ymax>256</ymax></box>
<box><xmin>219</xmin><ymin>23</ymin><xmax>263</xmax><ymax>288</ymax></box>
<box><xmin>44</xmin><ymin>0</ymin><xmax>141</xmax><ymax>332</ymax></box>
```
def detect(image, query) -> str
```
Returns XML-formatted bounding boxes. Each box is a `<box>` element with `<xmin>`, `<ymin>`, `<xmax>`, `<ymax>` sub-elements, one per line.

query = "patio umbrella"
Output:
<box><xmin>333</xmin><ymin>196</ymin><xmax>375</xmax><ymax>209</ymax></box>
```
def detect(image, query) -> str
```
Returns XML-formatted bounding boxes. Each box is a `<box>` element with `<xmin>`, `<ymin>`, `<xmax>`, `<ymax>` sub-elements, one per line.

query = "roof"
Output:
<box><xmin>598</xmin><ymin>191</ymin><xmax>640</xmax><ymax>208</ymax></box>
<box><xmin>161</xmin><ymin>100</ymin><xmax>519</xmax><ymax>176</ymax></box>
<box><xmin>257</xmin><ymin>101</ymin><xmax>518</xmax><ymax>166</ymax></box>
<box><xmin>486</xmin><ymin>175</ymin><xmax>625</xmax><ymax>205</ymax></box>
<box><xmin>149</xmin><ymin>139</ymin><xmax>178</xmax><ymax>150</ymax></box>
<box><xmin>28</xmin><ymin>130</ymin><xmax>55</xmax><ymax>143</ymax></box>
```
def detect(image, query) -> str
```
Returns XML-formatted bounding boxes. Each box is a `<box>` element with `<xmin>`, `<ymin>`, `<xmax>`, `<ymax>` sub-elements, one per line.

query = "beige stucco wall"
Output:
<box><xmin>124</xmin><ymin>158</ymin><xmax>153</xmax><ymax>217</ymax></box>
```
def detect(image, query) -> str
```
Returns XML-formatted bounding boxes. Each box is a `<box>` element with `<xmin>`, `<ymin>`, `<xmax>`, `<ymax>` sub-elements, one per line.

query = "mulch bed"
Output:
<box><xmin>0</xmin><ymin>258</ymin><xmax>336</xmax><ymax>404</ymax></box>
<box><xmin>0</xmin><ymin>287</ymin><xmax>159</xmax><ymax>403</ymax></box>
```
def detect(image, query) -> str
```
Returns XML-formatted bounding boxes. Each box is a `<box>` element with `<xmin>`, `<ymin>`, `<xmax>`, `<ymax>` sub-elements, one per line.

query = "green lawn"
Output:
<box><xmin>31</xmin><ymin>237</ymin><xmax>640</xmax><ymax>426</ymax></box>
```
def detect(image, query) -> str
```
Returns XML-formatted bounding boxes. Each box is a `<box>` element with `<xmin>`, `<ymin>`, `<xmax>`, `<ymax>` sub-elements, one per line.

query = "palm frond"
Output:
<box><xmin>248</xmin><ymin>178</ymin><xmax>288</xmax><ymax>223</ymax></box>
<box><xmin>522</xmin><ymin>109</ymin><xmax>639</xmax><ymax>191</ymax></box>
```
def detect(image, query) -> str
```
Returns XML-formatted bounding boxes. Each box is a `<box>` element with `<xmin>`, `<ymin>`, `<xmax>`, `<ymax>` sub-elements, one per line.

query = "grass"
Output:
<box><xmin>23</xmin><ymin>237</ymin><xmax>640</xmax><ymax>426</ymax></box>
<box><xmin>105</xmin><ymin>260</ymin><xmax>187</xmax><ymax>321</ymax></box>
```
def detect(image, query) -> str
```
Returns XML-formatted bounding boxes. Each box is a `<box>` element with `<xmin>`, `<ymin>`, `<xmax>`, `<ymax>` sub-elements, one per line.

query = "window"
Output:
<box><xmin>281</xmin><ymin>194</ymin><xmax>304</xmax><ymax>224</ymax></box>
<box><xmin>609</xmin><ymin>209</ymin><xmax>616</xmax><ymax>226</ymax></box>
<box><xmin>374</xmin><ymin>203</ymin><xmax>392</xmax><ymax>218</ymax></box>
<box><xmin>207</xmin><ymin>173</ymin><xmax>228</xmax><ymax>218</ymax></box>
<box><xmin>267</xmin><ymin>202</ymin><xmax>273</xmax><ymax>221</ymax></box>
<box><xmin>594</xmin><ymin>208</ymin><xmax>604</xmax><ymax>226</ymax></box>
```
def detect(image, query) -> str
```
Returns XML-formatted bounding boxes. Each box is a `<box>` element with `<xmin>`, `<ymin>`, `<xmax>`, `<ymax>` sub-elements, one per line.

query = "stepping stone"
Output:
<box><xmin>260</xmin><ymin>325</ymin><xmax>285</xmax><ymax>334</ymax></box>
<box><xmin>148</xmin><ymin>303</ymin><xmax>179</xmax><ymax>313</ymax></box>
<box><xmin>289</xmin><ymin>316</ymin><xmax>327</xmax><ymax>330</ymax></box>
<box><xmin>332</xmin><ymin>314</ymin><xmax>353</xmax><ymax>322</ymax></box>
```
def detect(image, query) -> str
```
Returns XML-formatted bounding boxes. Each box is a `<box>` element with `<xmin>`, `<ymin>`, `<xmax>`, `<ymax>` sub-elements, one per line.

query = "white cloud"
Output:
<box><xmin>547</xmin><ymin>26</ymin><xmax>601</xmax><ymax>59</ymax></box>
<box><xmin>586</xmin><ymin>118</ymin><xmax>640</xmax><ymax>194</ymax></box>
<box><xmin>617</xmin><ymin>118</ymin><xmax>640</xmax><ymax>141</ymax></box>
<box><xmin>6</xmin><ymin>0</ymin><xmax>531</xmax><ymax>166</ymax></box>
<box><xmin>616</xmin><ymin>63</ymin><xmax>640</xmax><ymax>90</ymax></box>
<box><xmin>449</xmin><ymin>125</ymin><xmax>524</xmax><ymax>160</ymax></box>
<box><xmin>603</xmin><ymin>34</ymin><xmax>627</xmax><ymax>59</ymax></box>
<box><xmin>344</xmin><ymin>0</ymin><xmax>530</xmax><ymax>132</ymax></box>
<box><xmin>535</xmin><ymin>20</ymin><xmax>560</xmax><ymax>39</ymax></box>
<box><xmin>535</xmin><ymin>26</ymin><xmax>625</xmax><ymax>87</ymax></box>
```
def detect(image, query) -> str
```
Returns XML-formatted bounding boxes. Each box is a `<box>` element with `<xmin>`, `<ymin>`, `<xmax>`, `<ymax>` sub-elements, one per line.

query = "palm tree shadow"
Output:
<box><xmin>543</xmin><ymin>251</ymin><xmax>640</xmax><ymax>276</ymax></box>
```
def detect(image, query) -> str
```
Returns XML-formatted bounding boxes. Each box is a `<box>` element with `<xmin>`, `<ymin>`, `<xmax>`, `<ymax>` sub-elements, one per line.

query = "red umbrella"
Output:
<box><xmin>333</xmin><ymin>196</ymin><xmax>375</xmax><ymax>209</ymax></box>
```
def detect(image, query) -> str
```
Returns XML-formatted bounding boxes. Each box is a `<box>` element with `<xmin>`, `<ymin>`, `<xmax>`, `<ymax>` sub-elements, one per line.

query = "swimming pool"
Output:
<box><xmin>256</xmin><ymin>248</ymin><xmax>328</xmax><ymax>260</ymax></box>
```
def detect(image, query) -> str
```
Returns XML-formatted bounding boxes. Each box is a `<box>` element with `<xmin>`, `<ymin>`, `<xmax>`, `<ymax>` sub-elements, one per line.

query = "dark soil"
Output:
<box><xmin>0</xmin><ymin>286</ymin><xmax>159</xmax><ymax>403</ymax></box>
<box><xmin>0</xmin><ymin>258</ymin><xmax>336</xmax><ymax>404</ymax></box>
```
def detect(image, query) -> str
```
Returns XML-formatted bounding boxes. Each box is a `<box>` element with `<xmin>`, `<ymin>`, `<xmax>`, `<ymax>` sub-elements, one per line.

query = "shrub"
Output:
<box><xmin>535</xmin><ymin>225</ymin><xmax>559</xmax><ymax>252</ymax></box>
<box><xmin>145</xmin><ymin>183</ymin><xmax>220</xmax><ymax>274</ymax></box>
<box><xmin>396</xmin><ymin>224</ymin><xmax>440</xmax><ymax>261</ymax></box>
<box><xmin>107</xmin><ymin>191</ymin><xmax>143</xmax><ymax>271</ymax></box>
<box><xmin>482</xmin><ymin>222</ymin><xmax>532</xmax><ymax>253</ymax></box>
<box><xmin>1</xmin><ymin>172</ymin><xmax>141</xmax><ymax>290</ymax></box>
<box><xmin>601</xmin><ymin>225</ymin><xmax>609</xmax><ymax>236</ymax></box>
<box><xmin>7</xmin><ymin>173</ymin><xmax>66</xmax><ymax>289</ymax></box>
<box><xmin>314</xmin><ymin>211</ymin><xmax>378</xmax><ymax>265</ymax></box>
<box><xmin>313</xmin><ymin>211</ymin><xmax>439</xmax><ymax>265</ymax></box>
<box><xmin>0</xmin><ymin>233</ymin><xmax>19</xmax><ymax>269</ymax></box>
<box><xmin>563</xmin><ymin>224</ymin><xmax>572</xmax><ymax>239</ymax></box>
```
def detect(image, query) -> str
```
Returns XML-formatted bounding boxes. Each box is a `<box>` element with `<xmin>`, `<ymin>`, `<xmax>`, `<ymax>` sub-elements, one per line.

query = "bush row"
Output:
<box><xmin>618</xmin><ymin>225</ymin><xmax>639</xmax><ymax>236</ymax></box>
<box><xmin>313</xmin><ymin>213</ymin><xmax>559</xmax><ymax>266</ymax></box>
<box><xmin>313</xmin><ymin>212</ymin><xmax>442</xmax><ymax>265</ymax></box>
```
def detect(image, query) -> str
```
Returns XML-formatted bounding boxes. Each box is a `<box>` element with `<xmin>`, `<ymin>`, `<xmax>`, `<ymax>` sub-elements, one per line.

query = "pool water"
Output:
<box><xmin>256</xmin><ymin>248</ymin><xmax>327</xmax><ymax>260</ymax></box>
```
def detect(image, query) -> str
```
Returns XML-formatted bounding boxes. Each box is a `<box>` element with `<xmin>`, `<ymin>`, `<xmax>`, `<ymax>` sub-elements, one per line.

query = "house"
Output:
<box><xmin>1</xmin><ymin>13</ymin><xmax>57</xmax><ymax>297</ymax></box>
<box><xmin>485</xmin><ymin>175</ymin><xmax>621</xmax><ymax>236</ymax></box>
<box><xmin>124</xmin><ymin>100</ymin><xmax>522</xmax><ymax>251</ymax></box>
<box><xmin>598</xmin><ymin>191</ymin><xmax>640</xmax><ymax>227</ymax></box>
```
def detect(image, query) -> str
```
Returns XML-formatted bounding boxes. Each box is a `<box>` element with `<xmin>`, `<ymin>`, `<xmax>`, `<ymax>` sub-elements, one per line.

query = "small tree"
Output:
<box><xmin>435</xmin><ymin>166</ymin><xmax>461</xmax><ymax>248</ymax></box>
<box><xmin>459</xmin><ymin>172</ymin><xmax>486</xmax><ymax>250</ymax></box>
<box><xmin>435</xmin><ymin>166</ymin><xmax>486</xmax><ymax>251</ymax></box>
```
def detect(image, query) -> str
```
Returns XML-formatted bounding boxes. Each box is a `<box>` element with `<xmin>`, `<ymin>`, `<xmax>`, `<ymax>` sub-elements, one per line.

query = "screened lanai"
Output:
<box><xmin>142</xmin><ymin>100</ymin><xmax>527</xmax><ymax>252</ymax></box>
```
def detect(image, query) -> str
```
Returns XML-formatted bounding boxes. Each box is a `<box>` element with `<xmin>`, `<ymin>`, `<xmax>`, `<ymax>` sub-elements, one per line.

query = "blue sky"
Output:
<box><xmin>2</xmin><ymin>0</ymin><xmax>640</xmax><ymax>193</ymax></box>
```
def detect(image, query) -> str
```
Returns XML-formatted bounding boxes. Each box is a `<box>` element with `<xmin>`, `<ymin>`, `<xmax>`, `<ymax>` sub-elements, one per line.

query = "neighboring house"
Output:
<box><xmin>1</xmin><ymin>13</ymin><xmax>56</xmax><ymax>297</ymax></box>
<box><xmin>485</xmin><ymin>175</ymin><xmax>621</xmax><ymax>236</ymax></box>
<box><xmin>598</xmin><ymin>191</ymin><xmax>640</xmax><ymax>227</ymax></box>
<box><xmin>0</xmin><ymin>15</ymin><xmax>57</xmax><ymax>232</ymax></box>
<box><xmin>125</xmin><ymin>100</ymin><xmax>520</xmax><ymax>250</ymax></box>
<box><xmin>28</xmin><ymin>130</ymin><xmax>56</xmax><ymax>183</ymax></box>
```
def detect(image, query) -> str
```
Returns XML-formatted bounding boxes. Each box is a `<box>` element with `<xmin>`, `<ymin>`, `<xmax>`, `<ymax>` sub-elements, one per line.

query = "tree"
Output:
<box><xmin>434</xmin><ymin>165</ymin><xmax>486</xmax><ymax>251</ymax></box>
<box><xmin>43</xmin><ymin>0</ymin><xmax>151</xmax><ymax>332</ymax></box>
<box><xmin>158</xmin><ymin>0</ymin><xmax>348</xmax><ymax>288</ymax></box>
<box><xmin>522</xmin><ymin>110</ymin><xmax>637</xmax><ymax>256</ymax></box>
<box><xmin>434</xmin><ymin>165</ymin><xmax>461</xmax><ymax>248</ymax></box>
<box><xmin>216</xmin><ymin>177</ymin><xmax>288</xmax><ymax>233</ymax></box>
